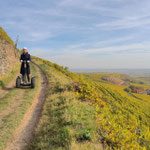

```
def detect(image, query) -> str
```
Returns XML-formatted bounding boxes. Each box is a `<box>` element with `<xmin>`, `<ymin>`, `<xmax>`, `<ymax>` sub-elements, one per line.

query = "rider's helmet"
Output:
<box><xmin>23</xmin><ymin>47</ymin><xmax>27</xmax><ymax>50</ymax></box>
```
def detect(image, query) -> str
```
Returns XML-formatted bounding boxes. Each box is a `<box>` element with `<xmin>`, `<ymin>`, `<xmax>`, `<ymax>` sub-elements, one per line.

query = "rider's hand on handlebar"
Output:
<box><xmin>20</xmin><ymin>60</ymin><xmax>30</xmax><ymax>63</ymax></box>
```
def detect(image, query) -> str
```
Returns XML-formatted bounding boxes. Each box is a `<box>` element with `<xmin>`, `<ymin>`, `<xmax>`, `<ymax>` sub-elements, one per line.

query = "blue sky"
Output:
<box><xmin>1</xmin><ymin>0</ymin><xmax>150</xmax><ymax>69</ymax></box>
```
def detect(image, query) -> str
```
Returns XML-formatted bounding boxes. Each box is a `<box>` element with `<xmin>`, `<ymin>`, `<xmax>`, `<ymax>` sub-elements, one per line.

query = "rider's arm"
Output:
<box><xmin>29</xmin><ymin>54</ymin><xmax>31</xmax><ymax>61</ymax></box>
<box><xmin>20</xmin><ymin>54</ymin><xmax>23</xmax><ymax>63</ymax></box>
<box><xmin>27</xmin><ymin>54</ymin><xmax>31</xmax><ymax>63</ymax></box>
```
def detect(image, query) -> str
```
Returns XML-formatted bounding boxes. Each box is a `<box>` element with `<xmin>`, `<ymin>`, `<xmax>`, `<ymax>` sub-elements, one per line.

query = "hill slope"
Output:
<box><xmin>0</xmin><ymin>27</ymin><xmax>14</xmax><ymax>45</ymax></box>
<box><xmin>27</xmin><ymin>57</ymin><xmax>103</xmax><ymax>150</ymax></box>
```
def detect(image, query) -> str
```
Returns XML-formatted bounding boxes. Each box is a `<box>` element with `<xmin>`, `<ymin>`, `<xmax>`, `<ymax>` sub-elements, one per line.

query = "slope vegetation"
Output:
<box><xmin>0</xmin><ymin>27</ymin><xmax>14</xmax><ymax>45</ymax></box>
<box><xmin>28</xmin><ymin>57</ymin><xmax>103</xmax><ymax>150</ymax></box>
<box><xmin>29</xmin><ymin>58</ymin><xmax>150</xmax><ymax>150</ymax></box>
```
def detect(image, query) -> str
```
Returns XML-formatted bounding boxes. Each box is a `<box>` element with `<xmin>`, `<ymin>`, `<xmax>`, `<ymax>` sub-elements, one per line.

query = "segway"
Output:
<box><xmin>16</xmin><ymin>60</ymin><xmax>35</xmax><ymax>88</ymax></box>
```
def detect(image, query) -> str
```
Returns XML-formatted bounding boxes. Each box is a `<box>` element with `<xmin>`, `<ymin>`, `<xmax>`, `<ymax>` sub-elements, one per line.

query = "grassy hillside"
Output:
<box><xmin>28</xmin><ymin>57</ymin><xmax>103</xmax><ymax>150</ymax></box>
<box><xmin>0</xmin><ymin>26</ymin><xmax>14</xmax><ymax>45</ymax></box>
<box><xmin>27</xmin><ymin>57</ymin><xmax>150</xmax><ymax>150</ymax></box>
<box><xmin>81</xmin><ymin>73</ymin><xmax>150</xmax><ymax>149</ymax></box>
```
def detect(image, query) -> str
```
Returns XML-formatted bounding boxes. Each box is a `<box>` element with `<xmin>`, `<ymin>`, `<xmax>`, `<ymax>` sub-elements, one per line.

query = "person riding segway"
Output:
<box><xmin>16</xmin><ymin>47</ymin><xmax>35</xmax><ymax>88</ymax></box>
<box><xmin>20</xmin><ymin>47</ymin><xmax>31</xmax><ymax>83</ymax></box>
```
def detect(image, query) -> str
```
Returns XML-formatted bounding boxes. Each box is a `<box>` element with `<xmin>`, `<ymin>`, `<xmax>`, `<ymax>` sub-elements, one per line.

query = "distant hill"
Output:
<box><xmin>102</xmin><ymin>76</ymin><xmax>127</xmax><ymax>85</ymax></box>
<box><xmin>70</xmin><ymin>68</ymin><xmax>150</xmax><ymax>73</ymax></box>
<box><xmin>0</xmin><ymin>26</ymin><xmax>14</xmax><ymax>45</ymax></box>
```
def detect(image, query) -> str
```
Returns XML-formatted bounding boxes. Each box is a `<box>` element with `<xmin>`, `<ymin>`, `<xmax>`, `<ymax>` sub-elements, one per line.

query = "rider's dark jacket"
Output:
<box><xmin>20</xmin><ymin>52</ymin><xmax>31</xmax><ymax>75</ymax></box>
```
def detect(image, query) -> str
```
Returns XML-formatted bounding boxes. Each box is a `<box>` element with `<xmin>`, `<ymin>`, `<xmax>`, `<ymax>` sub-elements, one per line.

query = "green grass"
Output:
<box><xmin>28</xmin><ymin>94</ymin><xmax>72</xmax><ymax>150</ymax></box>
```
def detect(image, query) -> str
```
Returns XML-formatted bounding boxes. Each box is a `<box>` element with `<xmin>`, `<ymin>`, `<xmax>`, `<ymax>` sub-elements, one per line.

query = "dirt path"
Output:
<box><xmin>5</xmin><ymin>63</ymin><xmax>47</xmax><ymax>150</ymax></box>
<box><xmin>0</xmin><ymin>90</ymin><xmax>25</xmax><ymax>124</ymax></box>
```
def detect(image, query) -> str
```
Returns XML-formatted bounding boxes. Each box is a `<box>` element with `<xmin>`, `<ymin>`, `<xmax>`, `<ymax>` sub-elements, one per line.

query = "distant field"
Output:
<box><xmin>70</xmin><ymin>68</ymin><xmax>150</xmax><ymax>73</ymax></box>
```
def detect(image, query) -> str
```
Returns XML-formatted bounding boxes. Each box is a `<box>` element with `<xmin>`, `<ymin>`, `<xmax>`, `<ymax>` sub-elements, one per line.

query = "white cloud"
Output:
<box><xmin>95</xmin><ymin>16</ymin><xmax>150</xmax><ymax>30</ymax></box>
<box><xmin>84</xmin><ymin>42</ymin><xmax>150</xmax><ymax>54</ymax></box>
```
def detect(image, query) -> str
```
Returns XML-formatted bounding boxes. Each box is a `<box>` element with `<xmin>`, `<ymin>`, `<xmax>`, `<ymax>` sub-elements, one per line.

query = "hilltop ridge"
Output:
<box><xmin>0</xmin><ymin>27</ymin><xmax>14</xmax><ymax>45</ymax></box>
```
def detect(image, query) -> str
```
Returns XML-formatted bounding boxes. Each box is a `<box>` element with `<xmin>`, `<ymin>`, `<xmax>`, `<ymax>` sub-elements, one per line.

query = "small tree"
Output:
<box><xmin>64</xmin><ymin>67</ymin><xmax>68</xmax><ymax>71</ymax></box>
<box><xmin>124</xmin><ymin>88</ymin><xmax>131</xmax><ymax>93</ymax></box>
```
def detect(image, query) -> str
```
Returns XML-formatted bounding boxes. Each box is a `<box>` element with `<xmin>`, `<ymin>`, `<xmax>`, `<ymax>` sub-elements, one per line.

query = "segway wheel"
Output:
<box><xmin>31</xmin><ymin>77</ymin><xmax>35</xmax><ymax>88</ymax></box>
<box><xmin>16</xmin><ymin>77</ymin><xmax>21</xmax><ymax>88</ymax></box>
